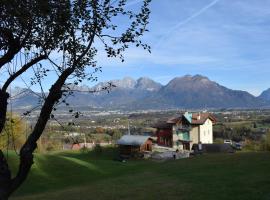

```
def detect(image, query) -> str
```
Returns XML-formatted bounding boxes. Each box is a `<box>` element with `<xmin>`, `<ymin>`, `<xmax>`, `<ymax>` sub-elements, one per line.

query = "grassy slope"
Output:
<box><xmin>9</xmin><ymin>149</ymin><xmax>270</xmax><ymax>200</ymax></box>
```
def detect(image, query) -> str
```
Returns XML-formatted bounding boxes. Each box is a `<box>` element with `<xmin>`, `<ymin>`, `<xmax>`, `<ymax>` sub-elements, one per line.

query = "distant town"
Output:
<box><xmin>16</xmin><ymin>108</ymin><xmax>269</xmax><ymax>155</ymax></box>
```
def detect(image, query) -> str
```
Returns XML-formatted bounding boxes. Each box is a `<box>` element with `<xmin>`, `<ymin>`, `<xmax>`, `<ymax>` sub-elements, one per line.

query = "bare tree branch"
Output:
<box><xmin>2</xmin><ymin>54</ymin><xmax>47</xmax><ymax>92</ymax></box>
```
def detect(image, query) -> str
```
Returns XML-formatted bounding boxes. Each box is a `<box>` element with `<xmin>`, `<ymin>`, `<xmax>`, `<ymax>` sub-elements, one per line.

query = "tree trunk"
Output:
<box><xmin>0</xmin><ymin>90</ymin><xmax>9</xmax><ymax>134</ymax></box>
<box><xmin>0</xmin><ymin>67</ymin><xmax>74</xmax><ymax>199</ymax></box>
<box><xmin>0</xmin><ymin>151</ymin><xmax>12</xmax><ymax>200</ymax></box>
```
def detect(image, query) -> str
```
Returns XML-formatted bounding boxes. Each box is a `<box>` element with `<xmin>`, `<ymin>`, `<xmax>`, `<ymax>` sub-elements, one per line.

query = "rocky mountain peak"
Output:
<box><xmin>9</xmin><ymin>75</ymin><xmax>269</xmax><ymax>110</ymax></box>
<box><xmin>111</xmin><ymin>77</ymin><xmax>136</xmax><ymax>89</ymax></box>
<box><xmin>135</xmin><ymin>77</ymin><xmax>162</xmax><ymax>91</ymax></box>
<box><xmin>259</xmin><ymin>88</ymin><xmax>270</xmax><ymax>101</ymax></box>
<box><xmin>166</xmin><ymin>74</ymin><xmax>213</xmax><ymax>90</ymax></box>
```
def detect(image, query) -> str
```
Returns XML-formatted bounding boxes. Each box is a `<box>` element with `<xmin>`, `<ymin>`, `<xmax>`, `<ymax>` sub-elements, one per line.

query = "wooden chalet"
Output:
<box><xmin>117</xmin><ymin>135</ymin><xmax>153</xmax><ymax>156</ymax></box>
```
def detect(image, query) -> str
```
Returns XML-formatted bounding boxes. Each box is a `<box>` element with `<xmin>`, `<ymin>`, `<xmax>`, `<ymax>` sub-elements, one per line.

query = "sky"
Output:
<box><xmin>95</xmin><ymin>0</ymin><xmax>270</xmax><ymax>96</ymax></box>
<box><xmin>2</xmin><ymin>0</ymin><xmax>270</xmax><ymax>96</ymax></box>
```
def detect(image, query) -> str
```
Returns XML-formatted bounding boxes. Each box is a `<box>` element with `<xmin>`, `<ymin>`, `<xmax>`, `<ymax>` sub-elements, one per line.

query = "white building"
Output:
<box><xmin>173</xmin><ymin>112</ymin><xmax>216</xmax><ymax>150</ymax></box>
<box><xmin>154</xmin><ymin>112</ymin><xmax>216</xmax><ymax>151</ymax></box>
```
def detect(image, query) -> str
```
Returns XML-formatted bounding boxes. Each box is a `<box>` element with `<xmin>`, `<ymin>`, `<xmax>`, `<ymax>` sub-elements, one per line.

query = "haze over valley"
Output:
<box><xmin>10</xmin><ymin>74</ymin><xmax>270</xmax><ymax>111</ymax></box>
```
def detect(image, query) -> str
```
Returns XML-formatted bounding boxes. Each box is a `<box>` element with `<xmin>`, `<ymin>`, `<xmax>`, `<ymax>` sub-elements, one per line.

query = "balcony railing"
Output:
<box><xmin>179</xmin><ymin>133</ymin><xmax>190</xmax><ymax>141</ymax></box>
<box><xmin>175</xmin><ymin>131</ymin><xmax>190</xmax><ymax>141</ymax></box>
<box><xmin>175</xmin><ymin>125</ymin><xmax>191</xmax><ymax>131</ymax></box>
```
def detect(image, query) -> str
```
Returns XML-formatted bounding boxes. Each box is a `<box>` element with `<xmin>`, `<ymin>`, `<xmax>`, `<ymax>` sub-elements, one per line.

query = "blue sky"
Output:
<box><xmin>95</xmin><ymin>0</ymin><xmax>270</xmax><ymax>96</ymax></box>
<box><xmin>2</xmin><ymin>0</ymin><xmax>270</xmax><ymax>96</ymax></box>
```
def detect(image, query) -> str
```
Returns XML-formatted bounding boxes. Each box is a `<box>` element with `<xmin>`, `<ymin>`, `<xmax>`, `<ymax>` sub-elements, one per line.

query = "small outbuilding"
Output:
<box><xmin>117</xmin><ymin>135</ymin><xmax>153</xmax><ymax>157</ymax></box>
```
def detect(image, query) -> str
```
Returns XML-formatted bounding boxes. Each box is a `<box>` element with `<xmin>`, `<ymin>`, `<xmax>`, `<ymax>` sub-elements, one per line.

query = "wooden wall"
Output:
<box><xmin>119</xmin><ymin>139</ymin><xmax>152</xmax><ymax>156</ymax></box>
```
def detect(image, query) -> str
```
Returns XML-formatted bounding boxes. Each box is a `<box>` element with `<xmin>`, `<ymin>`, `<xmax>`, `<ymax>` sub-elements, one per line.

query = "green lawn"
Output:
<box><xmin>8</xmin><ymin>148</ymin><xmax>270</xmax><ymax>200</ymax></box>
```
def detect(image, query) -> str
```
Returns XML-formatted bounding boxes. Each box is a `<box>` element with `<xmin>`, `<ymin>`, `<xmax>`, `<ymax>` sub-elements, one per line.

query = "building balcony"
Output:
<box><xmin>174</xmin><ymin>131</ymin><xmax>190</xmax><ymax>141</ymax></box>
<box><xmin>179</xmin><ymin>134</ymin><xmax>190</xmax><ymax>141</ymax></box>
<box><xmin>176</xmin><ymin>125</ymin><xmax>191</xmax><ymax>131</ymax></box>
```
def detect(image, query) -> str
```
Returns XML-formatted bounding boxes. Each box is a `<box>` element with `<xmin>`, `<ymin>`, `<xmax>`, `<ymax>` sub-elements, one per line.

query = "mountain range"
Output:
<box><xmin>10</xmin><ymin>75</ymin><xmax>270</xmax><ymax>110</ymax></box>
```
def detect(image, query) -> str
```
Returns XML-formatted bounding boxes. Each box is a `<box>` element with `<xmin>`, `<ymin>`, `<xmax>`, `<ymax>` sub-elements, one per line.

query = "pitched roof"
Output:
<box><xmin>190</xmin><ymin>113</ymin><xmax>216</xmax><ymax>125</ymax></box>
<box><xmin>153</xmin><ymin>115</ymin><xmax>183</xmax><ymax>128</ymax></box>
<box><xmin>166</xmin><ymin>116</ymin><xmax>182</xmax><ymax>124</ymax></box>
<box><xmin>117</xmin><ymin>135</ymin><xmax>151</xmax><ymax>146</ymax></box>
<box><xmin>183</xmin><ymin>112</ymin><xmax>192</xmax><ymax>123</ymax></box>
<box><xmin>153</xmin><ymin>112</ymin><xmax>217</xmax><ymax>129</ymax></box>
<box><xmin>152</xmin><ymin>121</ymin><xmax>173</xmax><ymax>129</ymax></box>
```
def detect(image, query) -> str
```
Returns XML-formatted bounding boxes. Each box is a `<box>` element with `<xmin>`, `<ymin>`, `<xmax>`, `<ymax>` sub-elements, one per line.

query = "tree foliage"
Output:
<box><xmin>260</xmin><ymin>131</ymin><xmax>270</xmax><ymax>151</ymax></box>
<box><xmin>0</xmin><ymin>113</ymin><xmax>26</xmax><ymax>150</ymax></box>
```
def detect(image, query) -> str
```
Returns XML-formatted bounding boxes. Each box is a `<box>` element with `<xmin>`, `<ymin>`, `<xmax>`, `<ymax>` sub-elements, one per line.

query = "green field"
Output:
<box><xmin>8</xmin><ymin>148</ymin><xmax>270</xmax><ymax>200</ymax></box>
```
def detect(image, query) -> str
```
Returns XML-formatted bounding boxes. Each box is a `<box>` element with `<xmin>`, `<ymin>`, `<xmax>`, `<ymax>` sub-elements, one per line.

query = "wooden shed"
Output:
<box><xmin>117</xmin><ymin>135</ymin><xmax>153</xmax><ymax>156</ymax></box>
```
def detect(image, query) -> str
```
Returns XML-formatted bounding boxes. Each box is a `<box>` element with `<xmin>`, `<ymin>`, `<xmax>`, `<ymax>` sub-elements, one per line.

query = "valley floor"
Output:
<box><xmin>9</xmin><ymin>149</ymin><xmax>270</xmax><ymax>200</ymax></box>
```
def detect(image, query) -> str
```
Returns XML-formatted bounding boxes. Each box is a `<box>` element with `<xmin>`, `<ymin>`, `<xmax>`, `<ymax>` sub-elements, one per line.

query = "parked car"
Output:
<box><xmin>232</xmin><ymin>142</ymin><xmax>242</xmax><ymax>150</ymax></box>
<box><xmin>224</xmin><ymin>139</ymin><xmax>233</xmax><ymax>145</ymax></box>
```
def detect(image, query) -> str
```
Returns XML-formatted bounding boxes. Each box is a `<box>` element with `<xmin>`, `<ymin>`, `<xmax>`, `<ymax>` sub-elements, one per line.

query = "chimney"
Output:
<box><xmin>197</xmin><ymin>113</ymin><xmax>201</xmax><ymax>120</ymax></box>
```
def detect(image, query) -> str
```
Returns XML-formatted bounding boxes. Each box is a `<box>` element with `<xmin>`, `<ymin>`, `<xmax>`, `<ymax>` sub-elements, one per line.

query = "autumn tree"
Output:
<box><xmin>0</xmin><ymin>113</ymin><xmax>26</xmax><ymax>150</ymax></box>
<box><xmin>0</xmin><ymin>0</ymin><xmax>151</xmax><ymax>199</ymax></box>
<box><xmin>112</xmin><ymin>129</ymin><xmax>122</xmax><ymax>141</ymax></box>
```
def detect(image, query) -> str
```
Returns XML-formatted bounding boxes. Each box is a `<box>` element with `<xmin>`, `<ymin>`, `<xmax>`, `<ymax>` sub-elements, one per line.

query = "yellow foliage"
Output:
<box><xmin>0</xmin><ymin>113</ymin><xmax>27</xmax><ymax>150</ymax></box>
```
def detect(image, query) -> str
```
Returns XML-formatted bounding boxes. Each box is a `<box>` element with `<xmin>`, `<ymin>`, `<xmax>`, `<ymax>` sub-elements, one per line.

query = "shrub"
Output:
<box><xmin>112</xmin><ymin>130</ymin><xmax>122</xmax><ymax>141</ymax></box>
<box><xmin>93</xmin><ymin>144</ymin><xmax>102</xmax><ymax>154</ymax></box>
<box><xmin>259</xmin><ymin>132</ymin><xmax>270</xmax><ymax>151</ymax></box>
<box><xmin>243</xmin><ymin>140</ymin><xmax>261</xmax><ymax>151</ymax></box>
<box><xmin>80</xmin><ymin>146</ymin><xmax>89</xmax><ymax>153</ymax></box>
<box><xmin>214</xmin><ymin>138</ymin><xmax>224</xmax><ymax>144</ymax></box>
